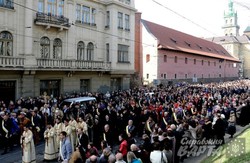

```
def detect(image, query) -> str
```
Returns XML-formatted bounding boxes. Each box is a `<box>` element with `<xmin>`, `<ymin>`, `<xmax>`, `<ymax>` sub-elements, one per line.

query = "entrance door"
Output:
<box><xmin>0</xmin><ymin>81</ymin><xmax>16</xmax><ymax>104</ymax></box>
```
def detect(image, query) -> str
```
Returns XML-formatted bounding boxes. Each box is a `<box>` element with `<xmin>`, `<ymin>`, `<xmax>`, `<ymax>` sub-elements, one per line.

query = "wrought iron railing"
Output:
<box><xmin>34</xmin><ymin>12</ymin><xmax>71</xmax><ymax>27</ymax></box>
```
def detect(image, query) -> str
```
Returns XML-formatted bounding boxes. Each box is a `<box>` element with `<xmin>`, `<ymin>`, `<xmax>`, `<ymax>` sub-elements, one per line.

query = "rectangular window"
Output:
<box><xmin>208</xmin><ymin>61</ymin><xmax>210</xmax><ymax>66</ymax></box>
<box><xmin>76</xmin><ymin>4</ymin><xmax>81</xmax><ymax>22</ymax></box>
<box><xmin>174</xmin><ymin>56</ymin><xmax>177</xmax><ymax>63</ymax></box>
<box><xmin>106</xmin><ymin>11</ymin><xmax>110</xmax><ymax>28</ymax></box>
<box><xmin>118</xmin><ymin>44</ymin><xmax>129</xmax><ymax>62</ymax></box>
<box><xmin>125</xmin><ymin>14</ymin><xmax>130</xmax><ymax>30</ymax></box>
<box><xmin>214</xmin><ymin>61</ymin><xmax>216</xmax><ymax>66</ymax></box>
<box><xmin>219</xmin><ymin>74</ymin><xmax>221</xmax><ymax>78</ymax></box>
<box><xmin>38</xmin><ymin>0</ymin><xmax>44</xmax><ymax>13</ymax></box>
<box><xmin>175</xmin><ymin>74</ymin><xmax>177</xmax><ymax>79</ymax></box>
<box><xmin>106</xmin><ymin>43</ymin><xmax>109</xmax><ymax>62</ymax></box>
<box><xmin>163</xmin><ymin>74</ymin><xmax>167</xmax><ymax>79</ymax></box>
<box><xmin>185</xmin><ymin>74</ymin><xmax>187</xmax><ymax>78</ymax></box>
<box><xmin>118</xmin><ymin>12</ymin><xmax>123</xmax><ymax>29</ymax></box>
<box><xmin>82</xmin><ymin>6</ymin><xmax>90</xmax><ymax>23</ymax></box>
<box><xmin>146</xmin><ymin>74</ymin><xmax>149</xmax><ymax>79</ymax></box>
<box><xmin>201</xmin><ymin>60</ymin><xmax>204</xmax><ymax>65</ymax></box>
<box><xmin>185</xmin><ymin>57</ymin><xmax>188</xmax><ymax>64</ymax></box>
<box><xmin>58</xmin><ymin>0</ymin><xmax>64</xmax><ymax>16</ymax></box>
<box><xmin>80</xmin><ymin>79</ymin><xmax>90</xmax><ymax>92</ymax></box>
<box><xmin>164</xmin><ymin>55</ymin><xmax>167</xmax><ymax>62</ymax></box>
<box><xmin>47</xmin><ymin>0</ymin><xmax>56</xmax><ymax>16</ymax></box>
<box><xmin>194</xmin><ymin>59</ymin><xmax>196</xmax><ymax>64</ymax></box>
<box><xmin>91</xmin><ymin>8</ymin><xmax>96</xmax><ymax>25</ymax></box>
<box><xmin>161</xmin><ymin>74</ymin><xmax>163</xmax><ymax>78</ymax></box>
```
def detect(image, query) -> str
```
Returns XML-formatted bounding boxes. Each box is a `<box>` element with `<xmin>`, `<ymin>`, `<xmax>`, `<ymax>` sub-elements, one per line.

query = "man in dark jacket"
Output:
<box><xmin>213</xmin><ymin>113</ymin><xmax>226</xmax><ymax>147</ymax></box>
<box><xmin>0</xmin><ymin>113</ymin><xmax>13</xmax><ymax>154</ymax></box>
<box><xmin>77</xmin><ymin>127</ymin><xmax>89</xmax><ymax>160</ymax></box>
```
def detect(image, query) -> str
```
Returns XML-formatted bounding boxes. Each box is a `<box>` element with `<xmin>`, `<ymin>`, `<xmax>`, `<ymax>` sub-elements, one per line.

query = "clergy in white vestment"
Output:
<box><xmin>44</xmin><ymin>123</ymin><xmax>58</xmax><ymax>161</ymax></box>
<box><xmin>63</xmin><ymin>119</ymin><xmax>74</xmax><ymax>151</ymax></box>
<box><xmin>54</xmin><ymin>117</ymin><xmax>63</xmax><ymax>150</ymax></box>
<box><xmin>21</xmin><ymin>125</ymin><xmax>36</xmax><ymax>163</ymax></box>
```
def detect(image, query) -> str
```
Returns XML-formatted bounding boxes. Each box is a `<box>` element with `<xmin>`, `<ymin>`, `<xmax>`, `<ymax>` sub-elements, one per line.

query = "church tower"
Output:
<box><xmin>222</xmin><ymin>0</ymin><xmax>240</xmax><ymax>36</ymax></box>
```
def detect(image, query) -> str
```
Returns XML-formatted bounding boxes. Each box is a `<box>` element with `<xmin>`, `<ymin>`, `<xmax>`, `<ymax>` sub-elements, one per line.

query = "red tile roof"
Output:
<box><xmin>142</xmin><ymin>19</ymin><xmax>240</xmax><ymax>62</ymax></box>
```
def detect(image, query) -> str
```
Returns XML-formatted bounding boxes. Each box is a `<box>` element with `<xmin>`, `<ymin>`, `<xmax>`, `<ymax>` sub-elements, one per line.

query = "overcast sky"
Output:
<box><xmin>135</xmin><ymin>0</ymin><xmax>250</xmax><ymax>38</ymax></box>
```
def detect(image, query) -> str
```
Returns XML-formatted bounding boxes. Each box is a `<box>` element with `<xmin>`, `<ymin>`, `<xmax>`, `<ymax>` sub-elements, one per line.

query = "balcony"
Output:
<box><xmin>34</xmin><ymin>12</ymin><xmax>71</xmax><ymax>30</ymax></box>
<box><xmin>37</xmin><ymin>58</ymin><xmax>111</xmax><ymax>71</ymax></box>
<box><xmin>0</xmin><ymin>56</ymin><xmax>24</xmax><ymax>69</ymax></box>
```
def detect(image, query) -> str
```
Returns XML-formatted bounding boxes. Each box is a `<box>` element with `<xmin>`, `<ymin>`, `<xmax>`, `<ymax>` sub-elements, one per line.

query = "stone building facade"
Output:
<box><xmin>0</xmin><ymin>0</ymin><xmax>136</xmax><ymax>101</ymax></box>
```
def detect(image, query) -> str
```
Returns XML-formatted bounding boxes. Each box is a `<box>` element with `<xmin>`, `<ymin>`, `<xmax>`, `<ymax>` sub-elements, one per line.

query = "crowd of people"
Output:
<box><xmin>0</xmin><ymin>79</ymin><xmax>249</xmax><ymax>163</ymax></box>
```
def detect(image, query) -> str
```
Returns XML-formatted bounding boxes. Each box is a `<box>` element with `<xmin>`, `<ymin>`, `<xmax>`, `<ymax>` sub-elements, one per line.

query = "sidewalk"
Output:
<box><xmin>184</xmin><ymin>124</ymin><xmax>250</xmax><ymax>163</ymax></box>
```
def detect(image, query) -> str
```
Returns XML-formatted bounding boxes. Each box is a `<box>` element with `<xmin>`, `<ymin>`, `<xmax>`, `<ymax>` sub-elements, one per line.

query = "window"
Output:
<box><xmin>77</xmin><ymin>41</ymin><xmax>85</xmax><ymax>60</ymax></box>
<box><xmin>106</xmin><ymin>11</ymin><xmax>110</xmax><ymax>28</ymax></box>
<box><xmin>0</xmin><ymin>0</ymin><xmax>13</xmax><ymax>9</ymax></box>
<box><xmin>219</xmin><ymin>65</ymin><xmax>221</xmax><ymax>69</ymax></box>
<box><xmin>175</xmin><ymin>74</ymin><xmax>177</xmax><ymax>79</ymax></box>
<box><xmin>82</xmin><ymin>6</ymin><xmax>90</xmax><ymax>24</ymax></box>
<box><xmin>208</xmin><ymin>61</ymin><xmax>210</xmax><ymax>66</ymax></box>
<box><xmin>202</xmin><ymin>74</ymin><xmax>204</xmax><ymax>78</ymax></box>
<box><xmin>58</xmin><ymin>0</ymin><xmax>64</xmax><ymax>16</ymax></box>
<box><xmin>219</xmin><ymin>74</ymin><xmax>221</xmax><ymax>78</ymax></box>
<box><xmin>106</xmin><ymin>43</ymin><xmax>109</xmax><ymax>62</ymax></box>
<box><xmin>125</xmin><ymin>14</ymin><xmax>130</xmax><ymax>30</ymax></box>
<box><xmin>146</xmin><ymin>74</ymin><xmax>149</xmax><ymax>79</ymax></box>
<box><xmin>53</xmin><ymin>38</ymin><xmax>62</xmax><ymax>59</ymax></box>
<box><xmin>146</xmin><ymin>54</ymin><xmax>150</xmax><ymax>63</ymax></box>
<box><xmin>201</xmin><ymin>60</ymin><xmax>204</xmax><ymax>65</ymax></box>
<box><xmin>87</xmin><ymin>42</ymin><xmax>94</xmax><ymax>61</ymax></box>
<box><xmin>118</xmin><ymin>12</ymin><xmax>123</xmax><ymax>29</ymax></box>
<box><xmin>185</xmin><ymin>74</ymin><xmax>187</xmax><ymax>79</ymax></box>
<box><xmin>0</xmin><ymin>31</ymin><xmax>13</xmax><ymax>56</ymax></box>
<box><xmin>194</xmin><ymin>59</ymin><xmax>196</xmax><ymax>64</ymax></box>
<box><xmin>76</xmin><ymin>4</ymin><xmax>81</xmax><ymax>22</ymax></box>
<box><xmin>80</xmin><ymin>79</ymin><xmax>89</xmax><ymax>92</ymax></box>
<box><xmin>118</xmin><ymin>44</ymin><xmax>129</xmax><ymax>62</ymax></box>
<box><xmin>208</xmin><ymin>74</ymin><xmax>210</xmax><ymax>78</ymax></box>
<box><xmin>40</xmin><ymin>37</ymin><xmax>50</xmax><ymax>58</ymax></box>
<box><xmin>174</xmin><ymin>56</ymin><xmax>177</xmax><ymax>63</ymax></box>
<box><xmin>185</xmin><ymin>57</ymin><xmax>188</xmax><ymax>64</ymax></box>
<box><xmin>163</xmin><ymin>74</ymin><xmax>167</xmax><ymax>79</ymax></box>
<box><xmin>47</xmin><ymin>0</ymin><xmax>56</xmax><ymax>16</ymax></box>
<box><xmin>164</xmin><ymin>55</ymin><xmax>167</xmax><ymax>62</ymax></box>
<box><xmin>91</xmin><ymin>8</ymin><xmax>96</xmax><ymax>25</ymax></box>
<box><xmin>38</xmin><ymin>0</ymin><xmax>44</xmax><ymax>13</ymax></box>
<box><xmin>40</xmin><ymin>80</ymin><xmax>60</xmax><ymax>98</ymax></box>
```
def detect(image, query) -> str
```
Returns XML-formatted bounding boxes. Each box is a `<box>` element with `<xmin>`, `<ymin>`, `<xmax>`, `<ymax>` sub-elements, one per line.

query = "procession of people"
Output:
<box><xmin>0</xmin><ymin>79</ymin><xmax>249</xmax><ymax>163</ymax></box>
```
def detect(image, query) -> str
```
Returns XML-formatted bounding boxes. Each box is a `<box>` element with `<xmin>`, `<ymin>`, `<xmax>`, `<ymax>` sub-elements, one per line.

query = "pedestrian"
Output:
<box><xmin>21</xmin><ymin>125</ymin><xmax>36</xmax><ymax>163</ymax></box>
<box><xmin>227</xmin><ymin>111</ymin><xmax>236</xmax><ymax>138</ymax></box>
<box><xmin>59</xmin><ymin>131</ymin><xmax>72</xmax><ymax>163</ymax></box>
<box><xmin>44</xmin><ymin>122</ymin><xmax>58</xmax><ymax>161</ymax></box>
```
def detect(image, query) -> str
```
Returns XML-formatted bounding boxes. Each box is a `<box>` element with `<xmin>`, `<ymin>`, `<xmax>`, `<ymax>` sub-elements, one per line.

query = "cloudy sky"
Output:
<box><xmin>135</xmin><ymin>0</ymin><xmax>250</xmax><ymax>38</ymax></box>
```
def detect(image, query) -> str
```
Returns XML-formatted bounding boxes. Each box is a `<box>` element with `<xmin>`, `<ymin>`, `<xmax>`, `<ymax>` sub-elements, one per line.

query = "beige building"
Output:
<box><xmin>0</xmin><ymin>0</ymin><xmax>136</xmax><ymax>101</ymax></box>
<box><xmin>207</xmin><ymin>0</ymin><xmax>250</xmax><ymax>79</ymax></box>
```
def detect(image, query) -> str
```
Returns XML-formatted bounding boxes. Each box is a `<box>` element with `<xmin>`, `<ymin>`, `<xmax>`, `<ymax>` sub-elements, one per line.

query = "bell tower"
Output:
<box><xmin>222</xmin><ymin>0</ymin><xmax>240</xmax><ymax>36</ymax></box>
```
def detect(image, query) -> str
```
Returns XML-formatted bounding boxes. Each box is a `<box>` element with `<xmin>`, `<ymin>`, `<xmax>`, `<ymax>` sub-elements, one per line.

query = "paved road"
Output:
<box><xmin>0</xmin><ymin>125</ymin><xmax>248</xmax><ymax>163</ymax></box>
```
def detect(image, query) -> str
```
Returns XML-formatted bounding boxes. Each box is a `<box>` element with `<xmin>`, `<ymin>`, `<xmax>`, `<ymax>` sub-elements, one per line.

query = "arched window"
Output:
<box><xmin>0</xmin><ymin>31</ymin><xmax>13</xmax><ymax>56</ymax></box>
<box><xmin>77</xmin><ymin>41</ymin><xmax>85</xmax><ymax>60</ymax></box>
<box><xmin>53</xmin><ymin>38</ymin><xmax>62</xmax><ymax>59</ymax></box>
<box><xmin>87</xmin><ymin>42</ymin><xmax>94</xmax><ymax>61</ymax></box>
<box><xmin>40</xmin><ymin>37</ymin><xmax>50</xmax><ymax>58</ymax></box>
